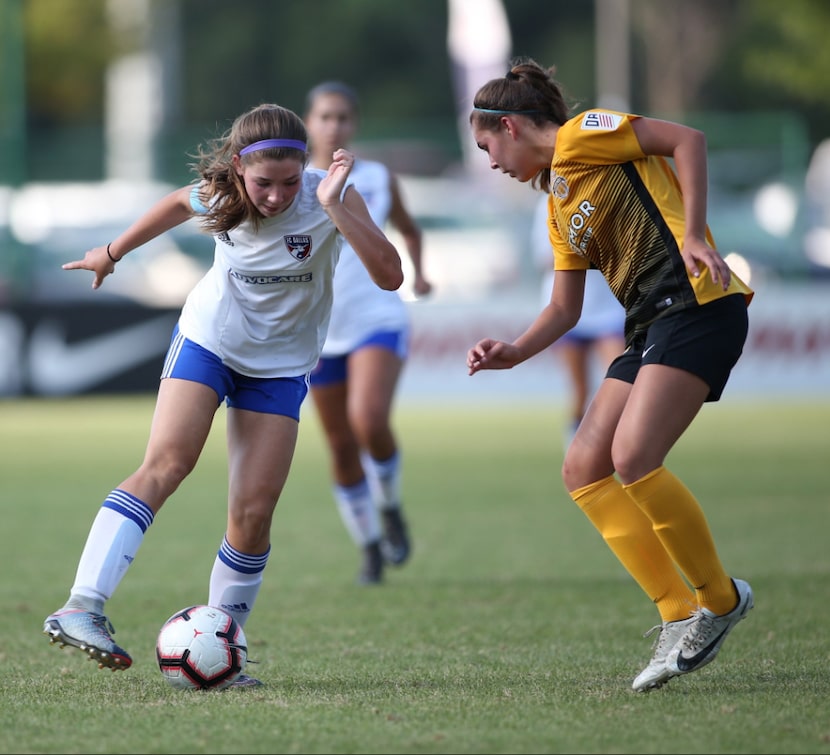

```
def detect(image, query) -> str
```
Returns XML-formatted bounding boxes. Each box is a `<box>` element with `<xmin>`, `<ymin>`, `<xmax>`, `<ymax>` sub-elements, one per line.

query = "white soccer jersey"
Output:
<box><xmin>321</xmin><ymin>159</ymin><xmax>409</xmax><ymax>356</ymax></box>
<box><xmin>177</xmin><ymin>169</ymin><xmax>343</xmax><ymax>378</ymax></box>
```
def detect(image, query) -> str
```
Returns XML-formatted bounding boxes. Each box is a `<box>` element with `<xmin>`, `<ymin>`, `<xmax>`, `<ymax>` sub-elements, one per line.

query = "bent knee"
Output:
<box><xmin>562</xmin><ymin>444</ymin><xmax>613</xmax><ymax>492</ymax></box>
<box><xmin>137</xmin><ymin>454</ymin><xmax>197</xmax><ymax>497</ymax></box>
<box><xmin>229</xmin><ymin>499</ymin><xmax>276</xmax><ymax>541</ymax></box>
<box><xmin>610</xmin><ymin>442</ymin><xmax>661</xmax><ymax>484</ymax></box>
<box><xmin>350</xmin><ymin>413</ymin><xmax>391</xmax><ymax>448</ymax></box>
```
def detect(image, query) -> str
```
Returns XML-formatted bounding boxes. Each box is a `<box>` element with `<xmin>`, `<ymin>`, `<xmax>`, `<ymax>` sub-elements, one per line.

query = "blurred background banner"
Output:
<box><xmin>1</xmin><ymin>0</ymin><xmax>829</xmax><ymax>398</ymax></box>
<box><xmin>0</xmin><ymin>280</ymin><xmax>826</xmax><ymax>398</ymax></box>
<box><xmin>398</xmin><ymin>281</ymin><xmax>830</xmax><ymax>401</ymax></box>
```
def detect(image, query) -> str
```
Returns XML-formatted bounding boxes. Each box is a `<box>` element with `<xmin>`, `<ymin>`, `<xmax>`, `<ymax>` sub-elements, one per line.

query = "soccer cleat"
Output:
<box><xmin>43</xmin><ymin>609</ymin><xmax>132</xmax><ymax>670</ymax></box>
<box><xmin>666</xmin><ymin>578</ymin><xmax>754</xmax><ymax>677</ymax></box>
<box><xmin>631</xmin><ymin>615</ymin><xmax>696</xmax><ymax>692</ymax></box>
<box><xmin>357</xmin><ymin>540</ymin><xmax>384</xmax><ymax>585</ymax></box>
<box><xmin>227</xmin><ymin>673</ymin><xmax>263</xmax><ymax>689</ymax></box>
<box><xmin>380</xmin><ymin>508</ymin><xmax>411</xmax><ymax>566</ymax></box>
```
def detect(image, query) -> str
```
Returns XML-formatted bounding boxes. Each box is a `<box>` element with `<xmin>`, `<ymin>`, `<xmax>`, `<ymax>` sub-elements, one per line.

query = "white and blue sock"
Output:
<box><xmin>333</xmin><ymin>478</ymin><xmax>381</xmax><ymax>547</ymax></box>
<box><xmin>67</xmin><ymin>489</ymin><xmax>154</xmax><ymax>614</ymax></box>
<box><xmin>208</xmin><ymin>536</ymin><xmax>270</xmax><ymax>630</ymax></box>
<box><xmin>361</xmin><ymin>450</ymin><xmax>401</xmax><ymax>511</ymax></box>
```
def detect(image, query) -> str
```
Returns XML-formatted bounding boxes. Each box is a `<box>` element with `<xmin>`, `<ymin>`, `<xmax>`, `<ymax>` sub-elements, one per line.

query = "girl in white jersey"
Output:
<box><xmin>42</xmin><ymin>103</ymin><xmax>403</xmax><ymax>687</ymax></box>
<box><xmin>303</xmin><ymin>82</ymin><xmax>432</xmax><ymax>585</ymax></box>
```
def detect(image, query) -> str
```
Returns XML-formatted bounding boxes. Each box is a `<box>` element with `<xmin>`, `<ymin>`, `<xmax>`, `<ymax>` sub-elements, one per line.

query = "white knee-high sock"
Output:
<box><xmin>333</xmin><ymin>478</ymin><xmax>381</xmax><ymax>546</ymax></box>
<box><xmin>69</xmin><ymin>489</ymin><xmax>154</xmax><ymax>613</ymax></box>
<box><xmin>209</xmin><ymin>536</ymin><xmax>270</xmax><ymax>629</ymax></box>
<box><xmin>360</xmin><ymin>450</ymin><xmax>401</xmax><ymax>511</ymax></box>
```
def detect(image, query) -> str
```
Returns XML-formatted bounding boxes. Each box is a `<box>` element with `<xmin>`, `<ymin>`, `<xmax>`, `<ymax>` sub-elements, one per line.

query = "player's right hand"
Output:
<box><xmin>467</xmin><ymin>339</ymin><xmax>520</xmax><ymax>375</ymax></box>
<box><xmin>62</xmin><ymin>245</ymin><xmax>115</xmax><ymax>290</ymax></box>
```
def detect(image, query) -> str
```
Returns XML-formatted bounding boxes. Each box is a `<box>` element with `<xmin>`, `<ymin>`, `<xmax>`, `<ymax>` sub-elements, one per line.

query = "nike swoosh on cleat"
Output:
<box><xmin>674</xmin><ymin>627</ymin><xmax>729</xmax><ymax>671</ymax></box>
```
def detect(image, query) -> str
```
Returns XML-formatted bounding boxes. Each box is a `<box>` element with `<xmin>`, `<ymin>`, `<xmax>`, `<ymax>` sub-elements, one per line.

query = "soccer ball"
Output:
<box><xmin>156</xmin><ymin>605</ymin><xmax>247</xmax><ymax>691</ymax></box>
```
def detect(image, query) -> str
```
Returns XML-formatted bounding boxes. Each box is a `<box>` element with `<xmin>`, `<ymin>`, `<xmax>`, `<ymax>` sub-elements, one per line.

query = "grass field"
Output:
<box><xmin>1</xmin><ymin>394</ymin><xmax>828</xmax><ymax>754</ymax></box>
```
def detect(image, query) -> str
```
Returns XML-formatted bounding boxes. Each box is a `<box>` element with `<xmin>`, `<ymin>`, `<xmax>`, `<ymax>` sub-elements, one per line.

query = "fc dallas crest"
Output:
<box><xmin>284</xmin><ymin>234</ymin><xmax>312</xmax><ymax>260</ymax></box>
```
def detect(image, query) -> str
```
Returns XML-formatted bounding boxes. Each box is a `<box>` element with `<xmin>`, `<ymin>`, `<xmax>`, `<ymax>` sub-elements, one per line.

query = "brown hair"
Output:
<box><xmin>190</xmin><ymin>103</ymin><xmax>308</xmax><ymax>233</ymax></box>
<box><xmin>471</xmin><ymin>58</ymin><xmax>575</xmax><ymax>192</ymax></box>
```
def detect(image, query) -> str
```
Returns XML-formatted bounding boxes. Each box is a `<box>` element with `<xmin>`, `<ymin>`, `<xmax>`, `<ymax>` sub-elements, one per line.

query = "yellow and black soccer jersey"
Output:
<box><xmin>545</xmin><ymin>109</ymin><xmax>753</xmax><ymax>341</ymax></box>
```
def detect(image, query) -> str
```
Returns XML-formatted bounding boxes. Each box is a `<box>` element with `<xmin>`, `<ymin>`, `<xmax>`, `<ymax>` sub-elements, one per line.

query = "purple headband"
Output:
<box><xmin>239</xmin><ymin>138</ymin><xmax>307</xmax><ymax>156</ymax></box>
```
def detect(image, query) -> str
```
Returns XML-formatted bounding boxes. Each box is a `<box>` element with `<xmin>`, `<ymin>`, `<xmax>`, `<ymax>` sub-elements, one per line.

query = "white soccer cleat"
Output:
<box><xmin>44</xmin><ymin>609</ymin><xmax>132</xmax><ymax>670</ymax></box>
<box><xmin>632</xmin><ymin>615</ymin><xmax>697</xmax><ymax>692</ymax></box>
<box><xmin>666</xmin><ymin>578</ymin><xmax>754</xmax><ymax>677</ymax></box>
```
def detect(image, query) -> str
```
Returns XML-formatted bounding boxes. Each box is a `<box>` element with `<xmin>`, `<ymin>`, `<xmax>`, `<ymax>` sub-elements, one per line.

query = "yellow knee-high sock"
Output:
<box><xmin>571</xmin><ymin>475</ymin><xmax>696</xmax><ymax>622</ymax></box>
<box><xmin>623</xmin><ymin>466</ymin><xmax>737</xmax><ymax>615</ymax></box>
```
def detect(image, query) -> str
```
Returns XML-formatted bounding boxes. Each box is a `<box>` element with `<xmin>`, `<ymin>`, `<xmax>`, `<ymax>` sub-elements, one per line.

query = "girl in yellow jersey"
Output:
<box><xmin>466</xmin><ymin>58</ymin><xmax>754</xmax><ymax>692</ymax></box>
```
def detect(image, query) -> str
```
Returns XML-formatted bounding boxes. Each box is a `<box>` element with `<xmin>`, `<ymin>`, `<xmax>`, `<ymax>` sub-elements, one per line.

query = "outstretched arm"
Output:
<box><xmin>62</xmin><ymin>185</ymin><xmax>195</xmax><ymax>290</ymax></box>
<box><xmin>467</xmin><ymin>269</ymin><xmax>586</xmax><ymax>375</ymax></box>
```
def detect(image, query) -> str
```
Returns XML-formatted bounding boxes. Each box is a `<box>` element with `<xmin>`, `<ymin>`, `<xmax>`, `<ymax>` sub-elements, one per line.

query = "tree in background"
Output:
<box><xmin>631</xmin><ymin>0</ymin><xmax>737</xmax><ymax>116</ymax></box>
<box><xmin>8</xmin><ymin>0</ymin><xmax>830</xmax><ymax>185</ymax></box>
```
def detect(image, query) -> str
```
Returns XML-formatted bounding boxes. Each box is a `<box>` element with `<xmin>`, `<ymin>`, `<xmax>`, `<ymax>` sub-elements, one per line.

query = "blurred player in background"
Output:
<box><xmin>531</xmin><ymin>193</ymin><xmax>625</xmax><ymax>447</ymax></box>
<box><xmin>466</xmin><ymin>58</ymin><xmax>755</xmax><ymax>693</ymax></box>
<box><xmin>42</xmin><ymin>103</ymin><xmax>402</xmax><ymax>688</ymax></box>
<box><xmin>304</xmin><ymin>82</ymin><xmax>432</xmax><ymax>585</ymax></box>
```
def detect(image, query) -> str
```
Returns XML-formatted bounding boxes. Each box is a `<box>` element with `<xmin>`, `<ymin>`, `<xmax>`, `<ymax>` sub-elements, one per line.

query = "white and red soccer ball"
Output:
<box><xmin>156</xmin><ymin>605</ymin><xmax>247</xmax><ymax>690</ymax></box>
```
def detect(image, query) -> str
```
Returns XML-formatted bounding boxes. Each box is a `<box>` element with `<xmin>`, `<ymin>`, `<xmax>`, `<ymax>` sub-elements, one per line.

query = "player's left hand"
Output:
<box><xmin>318</xmin><ymin>148</ymin><xmax>355</xmax><ymax>208</ymax></box>
<box><xmin>412</xmin><ymin>274</ymin><xmax>433</xmax><ymax>298</ymax></box>
<box><xmin>681</xmin><ymin>237</ymin><xmax>731</xmax><ymax>290</ymax></box>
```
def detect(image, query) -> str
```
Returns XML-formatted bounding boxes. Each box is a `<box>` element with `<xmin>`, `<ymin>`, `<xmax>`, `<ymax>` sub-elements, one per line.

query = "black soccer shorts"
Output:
<box><xmin>606</xmin><ymin>293</ymin><xmax>749</xmax><ymax>402</ymax></box>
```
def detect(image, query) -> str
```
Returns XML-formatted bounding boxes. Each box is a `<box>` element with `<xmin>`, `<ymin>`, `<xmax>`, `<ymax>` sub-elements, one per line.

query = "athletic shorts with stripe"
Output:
<box><xmin>606</xmin><ymin>294</ymin><xmax>748</xmax><ymax>402</ymax></box>
<box><xmin>161</xmin><ymin>325</ymin><xmax>309</xmax><ymax>420</ymax></box>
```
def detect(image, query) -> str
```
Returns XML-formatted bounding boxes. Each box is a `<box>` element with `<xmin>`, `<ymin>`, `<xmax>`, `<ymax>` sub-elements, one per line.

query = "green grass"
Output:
<box><xmin>1</xmin><ymin>395</ymin><xmax>829</xmax><ymax>754</ymax></box>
